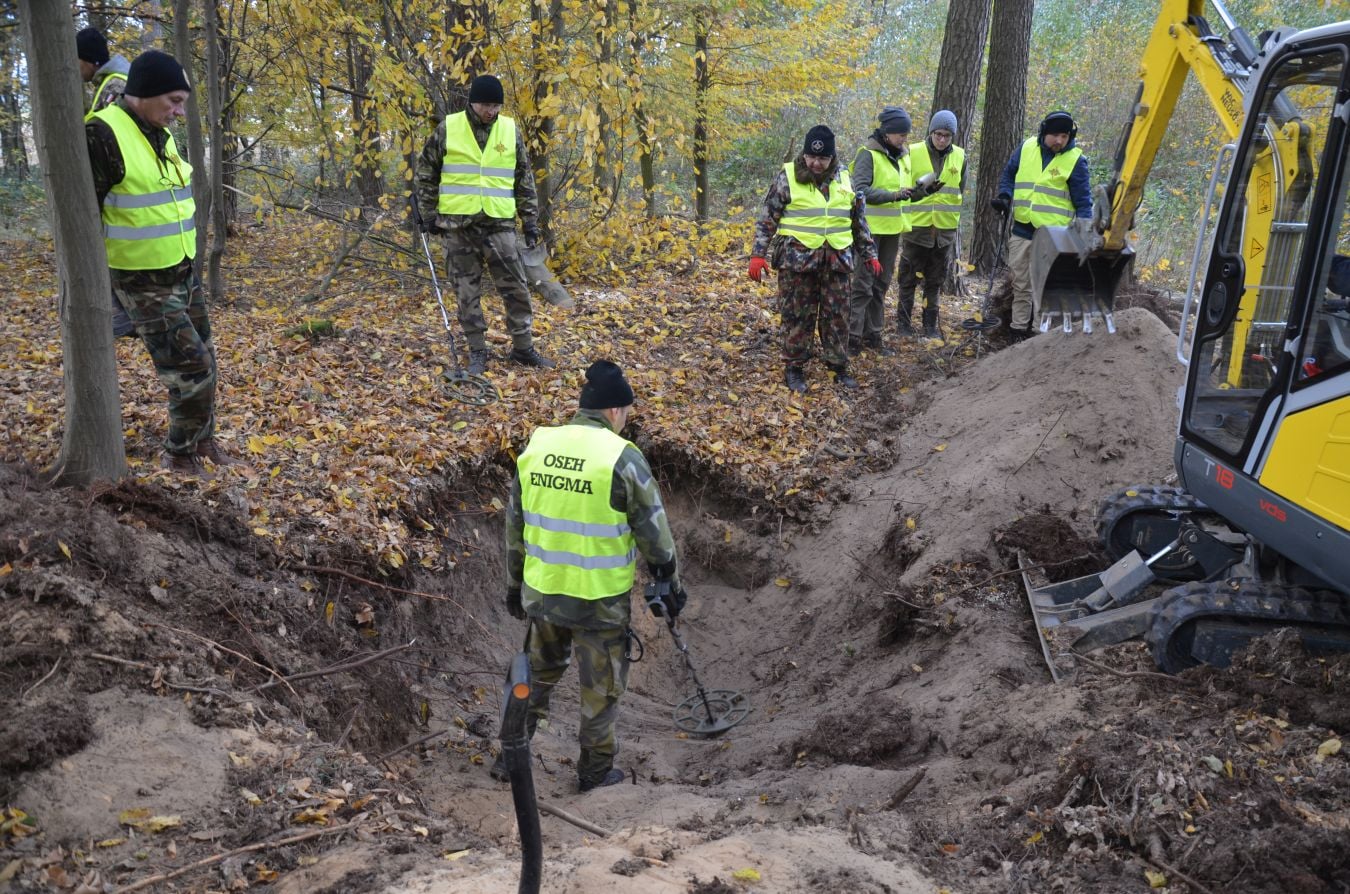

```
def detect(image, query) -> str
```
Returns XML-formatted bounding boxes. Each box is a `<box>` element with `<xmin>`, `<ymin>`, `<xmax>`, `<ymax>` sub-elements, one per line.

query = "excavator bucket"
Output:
<box><xmin>1030</xmin><ymin>220</ymin><xmax>1133</xmax><ymax>334</ymax></box>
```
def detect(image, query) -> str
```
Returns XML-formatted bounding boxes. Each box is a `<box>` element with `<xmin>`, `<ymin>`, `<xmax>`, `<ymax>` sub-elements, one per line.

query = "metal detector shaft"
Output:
<box><xmin>665</xmin><ymin>616</ymin><xmax>719</xmax><ymax>724</ymax></box>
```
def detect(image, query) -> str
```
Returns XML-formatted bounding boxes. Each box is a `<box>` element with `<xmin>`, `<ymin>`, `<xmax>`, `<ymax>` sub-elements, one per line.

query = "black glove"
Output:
<box><xmin>644</xmin><ymin>579</ymin><xmax>686</xmax><ymax>619</ymax></box>
<box><xmin>505</xmin><ymin>587</ymin><xmax>526</xmax><ymax>620</ymax></box>
<box><xmin>990</xmin><ymin>195</ymin><xmax>1011</xmax><ymax>215</ymax></box>
<box><xmin>894</xmin><ymin>188</ymin><xmax>914</xmax><ymax>202</ymax></box>
<box><xmin>926</xmin><ymin>178</ymin><xmax>945</xmax><ymax>196</ymax></box>
<box><xmin>419</xmin><ymin>215</ymin><xmax>440</xmax><ymax>235</ymax></box>
<box><xmin>522</xmin><ymin>224</ymin><xmax>541</xmax><ymax>249</ymax></box>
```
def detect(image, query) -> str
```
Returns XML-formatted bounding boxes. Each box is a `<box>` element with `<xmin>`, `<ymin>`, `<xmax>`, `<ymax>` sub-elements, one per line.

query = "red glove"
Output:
<box><xmin>748</xmin><ymin>257</ymin><xmax>770</xmax><ymax>282</ymax></box>
<box><xmin>867</xmin><ymin>258</ymin><xmax>882</xmax><ymax>277</ymax></box>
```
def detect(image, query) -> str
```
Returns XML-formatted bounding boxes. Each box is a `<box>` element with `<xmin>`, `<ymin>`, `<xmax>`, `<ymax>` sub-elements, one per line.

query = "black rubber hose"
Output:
<box><xmin>500</xmin><ymin>652</ymin><xmax>542</xmax><ymax>894</ymax></box>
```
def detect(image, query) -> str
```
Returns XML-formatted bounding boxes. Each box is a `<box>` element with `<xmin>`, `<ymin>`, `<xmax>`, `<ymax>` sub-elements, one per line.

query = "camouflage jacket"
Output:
<box><xmin>414</xmin><ymin>108</ymin><xmax>539</xmax><ymax>234</ymax></box>
<box><xmin>88</xmin><ymin>55</ymin><xmax>130</xmax><ymax>116</ymax></box>
<box><xmin>751</xmin><ymin>155</ymin><xmax>877</xmax><ymax>273</ymax></box>
<box><xmin>505</xmin><ymin>410</ymin><xmax>680</xmax><ymax>631</ymax></box>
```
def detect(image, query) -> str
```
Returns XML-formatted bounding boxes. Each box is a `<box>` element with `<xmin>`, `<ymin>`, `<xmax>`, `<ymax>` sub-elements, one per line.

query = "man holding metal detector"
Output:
<box><xmin>414</xmin><ymin>74</ymin><xmax>554</xmax><ymax>375</ymax></box>
<box><xmin>496</xmin><ymin>360</ymin><xmax>684</xmax><ymax>792</ymax></box>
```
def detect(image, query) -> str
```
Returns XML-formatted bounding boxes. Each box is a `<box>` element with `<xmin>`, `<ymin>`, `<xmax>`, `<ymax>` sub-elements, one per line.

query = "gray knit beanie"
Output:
<box><xmin>929</xmin><ymin>109</ymin><xmax>958</xmax><ymax>138</ymax></box>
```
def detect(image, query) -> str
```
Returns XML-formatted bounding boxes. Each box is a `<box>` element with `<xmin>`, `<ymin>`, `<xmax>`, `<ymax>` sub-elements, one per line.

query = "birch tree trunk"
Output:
<box><xmin>19</xmin><ymin>0</ymin><xmax>126</xmax><ymax>484</ymax></box>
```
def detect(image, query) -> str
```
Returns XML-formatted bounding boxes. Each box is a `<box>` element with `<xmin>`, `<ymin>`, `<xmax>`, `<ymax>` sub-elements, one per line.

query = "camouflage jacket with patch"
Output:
<box><xmin>505</xmin><ymin>410</ymin><xmax>680</xmax><ymax>631</ymax></box>
<box><xmin>750</xmin><ymin>155</ymin><xmax>877</xmax><ymax>273</ymax></box>
<box><xmin>414</xmin><ymin>108</ymin><xmax>539</xmax><ymax>234</ymax></box>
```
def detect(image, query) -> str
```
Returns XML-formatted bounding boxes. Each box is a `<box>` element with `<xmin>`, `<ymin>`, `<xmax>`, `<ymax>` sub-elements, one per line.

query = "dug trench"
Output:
<box><xmin>3</xmin><ymin>308</ymin><xmax>1348</xmax><ymax>893</ymax></box>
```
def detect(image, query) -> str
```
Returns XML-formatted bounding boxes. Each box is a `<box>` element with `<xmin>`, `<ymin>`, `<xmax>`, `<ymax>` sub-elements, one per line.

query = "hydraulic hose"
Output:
<box><xmin>499</xmin><ymin>652</ymin><xmax>541</xmax><ymax>894</ymax></box>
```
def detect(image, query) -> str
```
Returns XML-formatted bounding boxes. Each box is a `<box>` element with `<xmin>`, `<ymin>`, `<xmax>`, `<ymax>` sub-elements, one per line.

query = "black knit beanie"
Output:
<box><xmin>76</xmin><ymin>27</ymin><xmax>110</xmax><ymax>66</ymax></box>
<box><xmin>879</xmin><ymin>106</ymin><xmax>912</xmax><ymax>135</ymax></box>
<box><xmin>1040</xmin><ymin>111</ymin><xmax>1075</xmax><ymax>135</ymax></box>
<box><xmin>467</xmin><ymin>75</ymin><xmax>504</xmax><ymax>105</ymax></box>
<box><xmin>126</xmin><ymin>50</ymin><xmax>191</xmax><ymax>97</ymax></box>
<box><xmin>802</xmin><ymin>125</ymin><xmax>835</xmax><ymax>157</ymax></box>
<box><xmin>579</xmin><ymin>360</ymin><xmax>635</xmax><ymax>410</ymax></box>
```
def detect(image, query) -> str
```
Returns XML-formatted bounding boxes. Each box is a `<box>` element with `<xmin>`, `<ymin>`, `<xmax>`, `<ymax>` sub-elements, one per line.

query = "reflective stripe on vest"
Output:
<box><xmin>519</xmin><ymin>424</ymin><xmax>638</xmax><ymax>599</ymax></box>
<box><xmin>777</xmin><ymin>163</ymin><xmax>854</xmax><ymax>250</ymax></box>
<box><xmin>850</xmin><ymin>149</ymin><xmax>912</xmax><ymax>235</ymax></box>
<box><xmin>1012</xmin><ymin>137</ymin><xmax>1081</xmax><ymax>229</ymax></box>
<box><xmin>903</xmin><ymin>144</ymin><xmax>964</xmax><ymax>229</ymax></box>
<box><xmin>85</xmin><ymin>72</ymin><xmax>127</xmax><ymax>122</ymax></box>
<box><xmin>438</xmin><ymin>112</ymin><xmax>517</xmax><ymax>219</ymax></box>
<box><xmin>92</xmin><ymin>105</ymin><xmax>196</xmax><ymax>271</ymax></box>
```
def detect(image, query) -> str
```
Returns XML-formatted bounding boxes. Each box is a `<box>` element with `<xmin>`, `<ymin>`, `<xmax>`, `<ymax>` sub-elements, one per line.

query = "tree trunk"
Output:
<box><xmin>970</xmin><ymin>0</ymin><xmax>1033</xmax><ymax>272</ymax></box>
<box><xmin>0</xmin><ymin>31</ymin><xmax>29</xmax><ymax>178</ymax></box>
<box><xmin>692</xmin><ymin>6</ymin><xmax>710</xmax><ymax>224</ymax></box>
<box><xmin>529</xmin><ymin>0</ymin><xmax>562</xmax><ymax>238</ymax></box>
<box><xmin>19</xmin><ymin>0</ymin><xmax>126</xmax><ymax>484</ymax></box>
<box><xmin>205</xmin><ymin>0</ymin><xmax>227</xmax><ymax>302</ymax></box>
<box><xmin>630</xmin><ymin>18</ymin><xmax>655</xmax><ymax>218</ymax></box>
<box><xmin>592</xmin><ymin>0</ymin><xmax>614</xmax><ymax>198</ymax></box>
<box><xmin>173</xmin><ymin>0</ymin><xmax>208</xmax><ymax>278</ymax></box>
<box><xmin>347</xmin><ymin>36</ymin><xmax>385</xmax><ymax>215</ymax></box>
<box><xmin>930</xmin><ymin>0</ymin><xmax>991</xmax><ymax>144</ymax></box>
<box><xmin>445</xmin><ymin>1</ymin><xmax>489</xmax><ymax>112</ymax></box>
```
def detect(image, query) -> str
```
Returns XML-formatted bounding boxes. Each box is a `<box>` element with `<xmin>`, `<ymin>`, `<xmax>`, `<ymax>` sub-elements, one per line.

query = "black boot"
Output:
<box><xmin>467</xmin><ymin>348</ymin><xmax>490</xmax><ymax>375</ymax></box>
<box><xmin>921</xmin><ymin>307</ymin><xmax>943</xmax><ymax>341</ymax></box>
<box><xmin>897</xmin><ymin>297</ymin><xmax>916</xmax><ymax>335</ymax></box>
<box><xmin>509</xmin><ymin>346</ymin><xmax>556</xmax><ymax>369</ymax></box>
<box><xmin>864</xmin><ymin>333</ymin><xmax>895</xmax><ymax>357</ymax></box>
<box><xmin>829</xmin><ymin>367</ymin><xmax>859</xmax><ymax>390</ymax></box>
<box><xmin>847</xmin><ymin>336</ymin><xmax>862</xmax><ymax>357</ymax></box>
<box><xmin>784</xmin><ymin>367</ymin><xmax>807</xmax><ymax>393</ymax></box>
<box><xmin>579</xmin><ymin>767</ymin><xmax>626</xmax><ymax>792</ymax></box>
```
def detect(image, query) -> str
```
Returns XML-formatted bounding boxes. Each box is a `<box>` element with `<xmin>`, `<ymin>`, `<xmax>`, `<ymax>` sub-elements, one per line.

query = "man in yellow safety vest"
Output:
<box><xmin>498</xmin><ymin>360</ymin><xmax>684</xmax><ymax>792</ymax></box>
<box><xmin>991</xmin><ymin>111</ymin><xmax>1092</xmax><ymax>339</ymax></box>
<box><xmin>414</xmin><ymin>75</ymin><xmax>554</xmax><ymax>375</ymax></box>
<box><xmin>749</xmin><ymin>125</ymin><xmax>880</xmax><ymax>393</ymax></box>
<box><xmin>86</xmin><ymin>50</ymin><xmax>234</xmax><ymax>474</ymax></box>
<box><xmin>77</xmin><ymin>27</ymin><xmax>129</xmax><ymax>118</ymax></box>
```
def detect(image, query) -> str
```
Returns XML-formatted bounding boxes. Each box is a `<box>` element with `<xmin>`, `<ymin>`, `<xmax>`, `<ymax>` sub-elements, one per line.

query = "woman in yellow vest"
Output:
<box><xmin>749</xmin><ymin>126</ymin><xmax>881</xmax><ymax>394</ymax></box>
<box><xmin>897</xmin><ymin>110</ymin><xmax>966</xmax><ymax>341</ymax></box>
<box><xmin>86</xmin><ymin>50</ymin><xmax>233</xmax><ymax>473</ymax></box>
<box><xmin>498</xmin><ymin>361</ymin><xmax>684</xmax><ymax>792</ymax></box>
<box><xmin>991</xmin><ymin>111</ymin><xmax>1093</xmax><ymax>339</ymax></box>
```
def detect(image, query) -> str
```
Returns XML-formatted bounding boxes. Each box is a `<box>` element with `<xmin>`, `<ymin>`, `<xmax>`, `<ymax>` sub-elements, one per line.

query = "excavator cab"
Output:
<box><xmin>1025</xmin><ymin>20</ymin><xmax>1350</xmax><ymax>678</ymax></box>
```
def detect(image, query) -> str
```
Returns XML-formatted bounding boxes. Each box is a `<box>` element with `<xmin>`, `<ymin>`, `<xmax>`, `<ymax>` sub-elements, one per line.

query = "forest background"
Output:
<box><xmin>0</xmin><ymin>0</ymin><xmax>1342</xmax><ymax>289</ymax></box>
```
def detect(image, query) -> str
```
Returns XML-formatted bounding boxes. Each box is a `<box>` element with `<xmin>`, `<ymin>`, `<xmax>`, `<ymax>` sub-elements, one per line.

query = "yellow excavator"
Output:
<box><xmin>1023</xmin><ymin>1</ymin><xmax>1350</xmax><ymax>678</ymax></box>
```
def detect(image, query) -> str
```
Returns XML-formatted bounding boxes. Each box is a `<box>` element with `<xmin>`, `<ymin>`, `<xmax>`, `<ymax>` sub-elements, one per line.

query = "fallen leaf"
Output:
<box><xmin>932</xmin><ymin>443</ymin><xmax>947</xmax><ymax>452</ymax></box>
<box><xmin>1316</xmin><ymin>738</ymin><xmax>1342</xmax><ymax>760</ymax></box>
<box><xmin>1200</xmin><ymin>755</ymin><xmax>1224</xmax><ymax>774</ymax></box>
<box><xmin>145</xmin><ymin>815</ymin><xmax>182</xmax><ymax>833</ymax></box>
<box><xmin>241</xmin><ymin>788</ymin><xmax>263</xmax><ymax>806</ymax></box>
<box><xmin>442</xmin><ymin>849</ymin><xmax>471</xmax><ymax>861</ymax></box>
<box><xmin>58</xmin><ymin>540</ymin><xmax>71</xmax><ymax>560</ymax></box>
<box><xmin>732</xmin><ymin>867</ymin><xmax>761</xmax><ymax>882</ymax></box>
<box><xmin>774</xmin><ymin>577</ymin><xmax>790</xmax><ymax>588</ymax></box>
<box><xmin>1024</xmin><ymin>831</ymin><xmax>1044</xmax><ymax>845</ymax></box>
<box><xmin>97</xmin><ymin>837</ymin><xmax>127</xmax><ymax>848</ymax></box>
<box><xmin>118</xmin><ymin>808</ymin><xmax>152</xmax><ymax>826</ymax></box>
<box><xmin>1144</xmin><ymin>868</ymin><xmax>1167</xmax><ymax>888</ymax></box>
<box><xmin>905</xmin><ymin>517</ymin><xmax>916</xmax><ymax>530</ymax></box>
<box><xmin>941</xmin><ymin>843</ymin><xmax>960</xmax><ymax>854</ymax></box>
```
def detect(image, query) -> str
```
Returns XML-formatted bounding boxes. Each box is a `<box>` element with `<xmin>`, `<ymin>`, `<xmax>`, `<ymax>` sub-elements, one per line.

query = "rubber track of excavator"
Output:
<box><xmin>1147</xmin><ymin>580</ymin><xmax>1350</xmax><ymax>673</ymax></box>
<box><xmin>1096</xmin><ymin>485</ymin><xmax>1220</xmax><ymax>581</ymax></box>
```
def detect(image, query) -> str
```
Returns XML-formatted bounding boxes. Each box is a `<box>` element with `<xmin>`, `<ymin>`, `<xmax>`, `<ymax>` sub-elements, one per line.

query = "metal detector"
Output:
<box><xmin>410</xmin><ymin>201</ymin><xmax>498</xmax><ymax>406</ymax></box>
<box><xmin>645</xmin><ymin>581</ymin><xmax>750</xmax><ymax>736</ymax></box>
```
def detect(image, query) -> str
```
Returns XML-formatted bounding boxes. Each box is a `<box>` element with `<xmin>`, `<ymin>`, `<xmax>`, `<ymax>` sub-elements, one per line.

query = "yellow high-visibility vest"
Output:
<box><xmin>850</xmin><ymin>149</ymin><xmax>912</xmax><ymax>236</ymax></box>
<box><xmin>519</xmin><ymin>424</ymin><xmax>638</xmax><ymax>599</ymax></box>
<box><xmin>1012</xmin><ymin>137</ymin><xmax>1081</xmax><ymax>229</ymax></box>
<box><xmin>438</xmin><ymin>112</ymin><xmax>517</xmax><ymax>219</ymax></box>
<box><xmin>776</xmin><ymin>163</ymin><xmax>854</xmax><ymax>250</ymax></box>
<box><xmin>904</xmin><ymin>145</ymin><xmax>964</xmax><ymax>230</ymax></box>
<box><xmin>85</xmin><ymin>71</ymin><xmax>127</xmax><ymax>122</ymax></box>
<box><xmin>92</xmin><ymin>105</ymin><xmax>196</xmax><ymax>271</ymax></box>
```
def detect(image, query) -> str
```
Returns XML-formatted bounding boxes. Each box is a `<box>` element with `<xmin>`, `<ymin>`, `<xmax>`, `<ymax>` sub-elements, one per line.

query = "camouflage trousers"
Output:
<box><xmin>897</xmin><ymin>238</ymin><xmax>952</xmax><ymax>322</ymax></box>
<box><xmin>848</xmin><ymin>233</ymin><xmax>901</xmax><ymax>340</ymax></box>
<box><xmin>443</xmin><ymin>226</ymin><xmax>535</xmax><ymax>352</ymax></box>
<box><xmin>525</xmin><ymin>618</ymin><xmax>630</xmax><ymax>786</ymax></box>
<box><xmin>113</xmin><ymin>260</ymin><xmax>216</xmax><ymax>456</ymax></box>
<box><xmin>779</xmin><ymin>267</ymin><xmax>850</xmax><ymax>370</ymax></box>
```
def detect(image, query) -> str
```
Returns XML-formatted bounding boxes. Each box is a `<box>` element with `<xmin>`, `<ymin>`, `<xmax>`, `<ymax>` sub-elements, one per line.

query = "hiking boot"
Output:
<box><xmin>467</xmin><ymin>348</ymin><xmax>490</xmax><ymax>376</ymax></box>
<box><xmin>195</xmin><ymin>438</ymin><xmax>237</xmax><ymax>467</ymax></box>
<box><xmin>922</xmin><ymin>325</ymin><xmax>943</xmax><ymax>342</ymax></box>
<box><xmin>578</xmin><ymin>767</ymin><xmax>626</xmax><ymax>792</ymax></box>
<box><xmin>488</xmin><ymin>754</ymin><xmax>510</xmax><ymax>782</ymax></box>
<box><xmin>847</xmin><ymin>336</ymin><xmax>862</xmax><ymax>358</ymax></box>
<box><xmin>162</xmin><ymin>452</ymin><xmax>209</xmax><ymax>476</ymax></box>
<box><xmin>1007</xmin><ymin>326</ymin><xmax>1032</xmax><ymax>343</ymax></box>
<box><xmin>831</xmin><ymin>369</ymin><xmax>859</xmax><ymax>391</ymax></box>
<box><xmin>897</xmin><ymin>316</ymin><xmax>915</xmax><ymax>336</ymax></box>
<box><xmin>864</xmin><ymin>334</ymin><xmax>895</xmax><ymax>357</ymax></box>
<box><xmin>508</xmin><ymin>346</ymin><xmax>556</xmax><ymax>369</ymax></box>
<box><xmin>784</xmin><ymin>367</ymin><xmax>807</xmax><ymax>393</ymax></box>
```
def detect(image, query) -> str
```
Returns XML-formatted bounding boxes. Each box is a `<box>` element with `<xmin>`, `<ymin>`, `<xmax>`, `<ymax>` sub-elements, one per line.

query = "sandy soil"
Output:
<box><xmin>3</xmin><ymin>308</ymin><xmax>1347</xmax><ymax>893</ymax></box>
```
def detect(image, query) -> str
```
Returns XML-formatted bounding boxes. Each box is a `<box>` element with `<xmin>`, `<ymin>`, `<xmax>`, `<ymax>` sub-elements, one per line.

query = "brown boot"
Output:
<box><xmin>162</xmin><ymin>452</ymin><xmax>209</xmax><ymax>476</ymax></box>
<box><xmin>195</xmin><ymin>439</ymin><xmax>237</xmax><ymax>467</ymax></box>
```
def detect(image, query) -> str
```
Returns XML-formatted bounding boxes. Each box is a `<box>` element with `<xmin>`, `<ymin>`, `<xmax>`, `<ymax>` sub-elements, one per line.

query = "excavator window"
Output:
<box><xmin>1298</xmin><ymin>183</ymin><xmax>1350</xmax><ymax>384</ymax></box>
<box><xmin>1186</xmin><ymin>45</ymin><xmax>1346</xmax><ymax>459</ymax></box>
